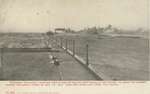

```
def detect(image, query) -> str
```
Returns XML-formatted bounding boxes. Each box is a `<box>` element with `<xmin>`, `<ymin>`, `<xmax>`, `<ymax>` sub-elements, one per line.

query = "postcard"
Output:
<box><xmin>0</xmin><ymin>0</ymin><xmax>149</xmax><ymax>94</ymax></box>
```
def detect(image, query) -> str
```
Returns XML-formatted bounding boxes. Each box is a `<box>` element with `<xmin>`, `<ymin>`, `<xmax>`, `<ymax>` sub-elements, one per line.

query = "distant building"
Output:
<box><xmin>55</xmin><ymin>28</ymin><xmax>66</xmax><ymax>33</ymax></box>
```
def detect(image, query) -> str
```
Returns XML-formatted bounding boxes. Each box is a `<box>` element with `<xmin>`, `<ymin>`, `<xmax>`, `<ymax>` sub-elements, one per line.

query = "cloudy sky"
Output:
<box><xmin>0</xmin><ymin>0</ymin><xmax>149</xmax><ymax>32</ymax></box>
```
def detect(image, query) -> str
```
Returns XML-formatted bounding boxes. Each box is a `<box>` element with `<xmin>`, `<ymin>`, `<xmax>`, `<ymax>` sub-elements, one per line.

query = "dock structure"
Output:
<box><xmin>0</xmin><ymin>47</ymin><xmax>101</xmax><ymax>80</ymax></box>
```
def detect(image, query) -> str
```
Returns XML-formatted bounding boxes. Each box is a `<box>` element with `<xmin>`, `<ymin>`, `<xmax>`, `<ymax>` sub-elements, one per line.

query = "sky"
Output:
<box><xmin>0</xmin><ymin>0</ymin><xmax>149</xmax><ymax>32</ymax></box>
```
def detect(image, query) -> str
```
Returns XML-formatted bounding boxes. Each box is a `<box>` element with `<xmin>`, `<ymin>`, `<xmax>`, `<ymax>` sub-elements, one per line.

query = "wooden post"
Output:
<box><xmin>68</xmin><ymin>40</ymin><xmax>70</xmax><ymax>50</ymax></box>
<box><xmin>62</xmin><ymin>38</ymin><xmax>64</xmax><ymax>47</ymax></box>
<box><xmin>65</xmin><ymin>39</ymin><xmax>68</xmax><ymax>50</ymax></box>
<box><xmin>0</xmin><ymin>48</ymin><xmax>3</xmax><ymax>80</ymax></box>
<box><xmin>69</xmin><ymin>40</ymin><xmax>71</xmax><ymax>50</ymax></box>
<box><xmin>73</xmin><ymin>40</ymin><xmax>75</xmax><ymax>56</ymax></box>
<box><xmin>68</xmin><ymin>39</ymin><xmax>69</xmax><ymax>50</ymax></box>
<box><xmin>0</xmin><ymin>49</ymin><xmax>2</xmax><ymax>68</ymax></box>
<box><xmin>86</xmin><ymin>44</ymin><xmax>89</xmax><ymax>66</ymax></box>
<box><xmin>60</xmin><ymin>38</ymin><xmax>63</xmax><ymax>48</ymax></box>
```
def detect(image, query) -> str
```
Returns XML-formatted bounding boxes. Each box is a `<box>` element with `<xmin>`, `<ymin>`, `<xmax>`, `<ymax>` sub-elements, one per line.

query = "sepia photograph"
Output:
<box><xmin>0</xmin><ymin>0</ymin><xmax>149</xmax><ymax>81</ymax></box>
